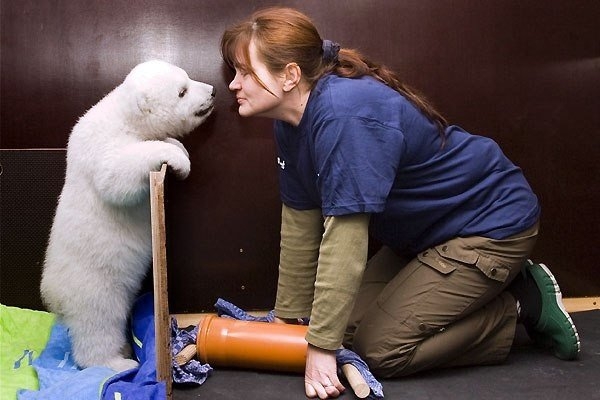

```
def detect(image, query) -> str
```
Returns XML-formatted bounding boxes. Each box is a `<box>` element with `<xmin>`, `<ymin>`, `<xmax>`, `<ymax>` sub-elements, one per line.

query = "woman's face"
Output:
<box><xmin>228</xmin><ymin>40</ymin><xmax>285</xmax><ymax>119</ymax></box>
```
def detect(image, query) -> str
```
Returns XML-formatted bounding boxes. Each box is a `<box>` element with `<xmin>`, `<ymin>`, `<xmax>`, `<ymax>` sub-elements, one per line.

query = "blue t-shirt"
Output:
<box><xmin>274</xmin><ymin>74</ymin><xmax>540</xmax><ymax>256</ymax></box>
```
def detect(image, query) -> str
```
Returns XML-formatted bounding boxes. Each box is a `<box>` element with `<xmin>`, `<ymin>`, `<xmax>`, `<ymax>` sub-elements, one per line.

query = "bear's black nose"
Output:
<box><xmin>211</xmin><ymin>87</ymin><xmax>217</xmax><ymax>97</ymax></box>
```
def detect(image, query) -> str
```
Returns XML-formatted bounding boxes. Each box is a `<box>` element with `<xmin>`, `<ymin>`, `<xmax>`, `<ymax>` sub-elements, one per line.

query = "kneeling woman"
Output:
<box><xmin>221</xmin><ymin>7</ymin><xmax>580</xmax><ymax>399</ymax></box>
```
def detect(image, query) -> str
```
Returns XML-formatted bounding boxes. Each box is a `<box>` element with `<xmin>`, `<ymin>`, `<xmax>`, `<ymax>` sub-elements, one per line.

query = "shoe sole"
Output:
<box><xmin>527</xmin><ymin>260</ymin><xmax>581</xmax><ymax>360</ymax></box>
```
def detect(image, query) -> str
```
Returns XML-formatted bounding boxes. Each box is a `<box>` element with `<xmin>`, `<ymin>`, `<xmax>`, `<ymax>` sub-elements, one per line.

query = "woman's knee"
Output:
<box><xmin>352</xmin><ymin>326</ymin><xmax>418</xmax><ymax>378</ymax></box>
<box><xmin>355</xmin><ymin>338</ymin><xmax>417</xmax><ymax>378</ymax></box>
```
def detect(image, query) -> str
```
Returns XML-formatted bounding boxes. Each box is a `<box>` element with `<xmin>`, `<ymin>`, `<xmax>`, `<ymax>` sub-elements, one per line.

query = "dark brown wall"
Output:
<box><xmin>1</xmin><ymin>1</ymin><xmax>599</xmax><ymax>312</ymax></box>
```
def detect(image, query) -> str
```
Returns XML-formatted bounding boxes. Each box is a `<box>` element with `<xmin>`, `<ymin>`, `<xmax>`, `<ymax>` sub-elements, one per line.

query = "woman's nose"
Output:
<box><xmin>229</xmin><ymin>75</ymin><xmax>241</xmax><ymax>91</ymax></box>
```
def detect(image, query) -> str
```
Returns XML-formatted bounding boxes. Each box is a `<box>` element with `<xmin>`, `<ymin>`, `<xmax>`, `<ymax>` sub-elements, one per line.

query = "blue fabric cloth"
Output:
<box><xmin>17</xmin><ymin>293</ymin><xmax>211</xmax><ymax>400</ymax></box>
<box><xmin>101</xmin><ymin>293</ymin><xmax>212</xmax><ymax>399</ymax></box>
<box><xmin>101</xmin><ymin>293</ymin><xmax>166</xmax><ymax>400</ymax></box>
<box><xmin>17</xmin><ymin>323</ymin><xmax>115</xmax><ymax>400</ymax></box>
<box><xmin>215</xmin><ymin>298</ymin><xmax>384</xmax><ymax>398</ymax></box>
<box><xmin>274</xmin><ymin>73</ymin><xmax>540</xmax><ymax>257</ymax></box>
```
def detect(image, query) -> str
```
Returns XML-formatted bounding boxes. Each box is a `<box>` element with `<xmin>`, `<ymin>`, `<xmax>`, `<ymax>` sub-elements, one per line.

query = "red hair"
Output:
<box><xmin>221</xmin><ymin>7</ymin><xmax>447</xmax><ymax>135</ymax></box>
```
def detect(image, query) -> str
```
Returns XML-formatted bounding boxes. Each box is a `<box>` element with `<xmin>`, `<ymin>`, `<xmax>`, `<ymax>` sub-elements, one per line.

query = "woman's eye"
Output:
<box><xmin>179</xmin><ymin>88</ymin><xmax>187</xmax><ymax>98</ymax></box>
<box><xmin>235</xmin><ymin>68</ymin><xmax>248</xmax><ymax>77</ymax></box>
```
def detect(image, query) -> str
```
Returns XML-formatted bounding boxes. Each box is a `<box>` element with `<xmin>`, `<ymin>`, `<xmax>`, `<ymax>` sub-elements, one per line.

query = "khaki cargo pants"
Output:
<box><xmin>343</xmin><ymin>222</ymin><xmax>539</xmax><ymax>378</ymax></box>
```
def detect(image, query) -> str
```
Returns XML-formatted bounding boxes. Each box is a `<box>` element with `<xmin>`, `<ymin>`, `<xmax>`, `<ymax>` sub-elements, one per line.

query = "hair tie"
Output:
<box><xmin>322</xmin><ymin>39</ymin><xmax>340</xmax><ymax>64</ymax></box>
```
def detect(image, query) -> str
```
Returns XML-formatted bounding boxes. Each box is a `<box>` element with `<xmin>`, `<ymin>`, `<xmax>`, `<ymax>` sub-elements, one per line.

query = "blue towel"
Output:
<box><xmin>101</xmin><ymin>293</ymin><xmax>213</xmax><ymax>398</ymax></box>
<box><xmin>17</xmin><ymin>323</ymin><xmax>115</xmax><ymax>400</ymax></box>
<box><xmin>100</xmin><ymin>293</ymin><xmax>166</xmax><ymax>400</ymax></box>
<box><xmin>16</xmin><ymin>293</ymin><xmax>212</xmax><ymax>400</ymax></box>
<box><xmin>214</xmin><ymin>298</ymin><xmax>384</xmax><ymax>398</ymax></box>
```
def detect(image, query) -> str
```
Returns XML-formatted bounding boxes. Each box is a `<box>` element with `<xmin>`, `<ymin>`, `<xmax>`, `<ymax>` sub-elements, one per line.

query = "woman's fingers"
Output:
<box><xmin>305</xmin><ymin>380</ymin><xmax>343</xmax><ymax>399</ymax></box>
<box><xmin>304</xmin><ymin>344</ymin><xmax>345</xmax><ymax>398</ymax></box>
<box><xmin>305</xmin><ymin>382</ymin><xmax>318</xmax><ymax>398</ymax></box>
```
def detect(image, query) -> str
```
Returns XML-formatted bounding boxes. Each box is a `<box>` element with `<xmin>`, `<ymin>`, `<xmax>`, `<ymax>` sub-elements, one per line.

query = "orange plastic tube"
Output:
<box><xmin>196</xmin><ymin>314</ymin><xmax>309</xmax><ymax>373</ymax></box>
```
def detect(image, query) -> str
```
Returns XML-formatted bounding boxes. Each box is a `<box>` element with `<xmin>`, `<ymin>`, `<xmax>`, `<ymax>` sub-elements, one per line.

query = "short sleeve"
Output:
<box><xmin>314</xmin><ymin>117</ymin><xmax>405</xmax><ymax>216</ymax></box>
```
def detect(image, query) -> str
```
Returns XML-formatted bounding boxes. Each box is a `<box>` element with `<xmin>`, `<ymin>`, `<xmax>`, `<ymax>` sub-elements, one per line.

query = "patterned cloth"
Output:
<box><xmin>215</xmin><ymin>298</ymin><xmax>276</xmax><ymax>322</ymax></box>
<box><xmin>170</xmin><ymin>319</ymin><xmax>212</xmax><ymax>384</ymax></box>
<box><xmin>336</xmin><ymin>348</ymin><xmax>384</xmax><ymax>398</ymax></box>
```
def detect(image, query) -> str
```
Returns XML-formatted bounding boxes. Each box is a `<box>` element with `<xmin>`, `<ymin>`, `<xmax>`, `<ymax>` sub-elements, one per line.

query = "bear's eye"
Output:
<box><xmin>178</xmin><ymin>88</ymin><xmax>187</xmax><ymax>98</ymax></box>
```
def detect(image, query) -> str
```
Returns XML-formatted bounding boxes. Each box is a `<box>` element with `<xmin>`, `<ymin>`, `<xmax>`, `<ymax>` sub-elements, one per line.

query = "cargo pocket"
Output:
<box><xmin>433</xmin><ymin>241</ymin><xmax>510</xmax><ymax>283</ymax></box>
<box><xmin>417</xmin><ymin>248</ymin><xmax>457</xmax><ymax>275</ymax></box>
<box><xmin>473</xmin><ymin>253</ymin><xmax>510</xmax><ymax>283</ymax></box>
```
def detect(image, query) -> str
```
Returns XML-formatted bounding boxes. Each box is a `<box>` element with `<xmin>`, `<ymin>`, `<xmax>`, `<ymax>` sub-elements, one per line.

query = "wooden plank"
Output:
<box><xmin>150</xmin><ymin>164</ymin><xmax>172</xmax><ymax>399</ymax></box>
<box><xmin>173</xmin><ymin>311</ymin><xmax>270</xmax><ymax>328</ymax></box>
<box><xmin>563</xmin><ymin>297</ymin><xmax>600</xmax><ymax>313</ymax></box>
<box><xmin>173</xmin><ymin>297</ymin><xmax>600</xmax><ymax>330</ymax></box>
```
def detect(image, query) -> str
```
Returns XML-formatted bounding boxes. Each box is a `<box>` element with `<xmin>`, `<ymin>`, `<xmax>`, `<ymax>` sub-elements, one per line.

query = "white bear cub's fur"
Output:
<box><xmin>41</xmin><ymin>60</ymin><xmax>214</xmax><ymax>372</ymax></box>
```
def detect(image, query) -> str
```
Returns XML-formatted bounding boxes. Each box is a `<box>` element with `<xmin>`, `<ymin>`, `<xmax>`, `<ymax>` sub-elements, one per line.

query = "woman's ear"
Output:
<box><xmin>282</xmin><ymin>63</ymin><xmax>301</xmax><ymax>92</ymax></box>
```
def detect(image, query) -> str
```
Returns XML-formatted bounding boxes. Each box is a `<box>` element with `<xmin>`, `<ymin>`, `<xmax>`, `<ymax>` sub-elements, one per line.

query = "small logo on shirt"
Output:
<box><xmin>277</xmin><ymin>157</ymin><xmax>286</xmax><ymax>170</ymax></box>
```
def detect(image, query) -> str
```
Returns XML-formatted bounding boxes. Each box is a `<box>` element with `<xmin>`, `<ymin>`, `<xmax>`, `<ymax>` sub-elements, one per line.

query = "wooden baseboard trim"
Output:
<box><xmin>173</xmin><ymin>297</ymin><xmax>599</xmax><ymax>328</ymax></box>
<box><xmin>563</xmin><ymin>297</ymin><xmax>600</xmax><ymax>313</ymax></box>
<box><xmin>174</xmin><ymin>311</ymin><xmax>266</xmax><ymax>328</ymax></box>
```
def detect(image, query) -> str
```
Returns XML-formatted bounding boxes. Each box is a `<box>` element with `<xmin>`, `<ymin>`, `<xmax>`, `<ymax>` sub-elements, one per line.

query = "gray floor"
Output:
<box><xmin>174</xmin><ymin>310</ymin><xmax>600</xmax><ymax>400</ymax></box>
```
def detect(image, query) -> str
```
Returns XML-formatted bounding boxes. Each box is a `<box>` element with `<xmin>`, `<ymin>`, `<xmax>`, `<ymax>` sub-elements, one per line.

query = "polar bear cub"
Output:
<box><xmin>40</xmin><ymin>60</ymin><xmax>214</xmax><ymax>372</ymax></box>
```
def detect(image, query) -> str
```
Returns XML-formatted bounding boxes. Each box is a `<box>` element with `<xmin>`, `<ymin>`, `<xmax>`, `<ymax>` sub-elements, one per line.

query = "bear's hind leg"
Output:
<box><xmin>67</xmin><ymin>306</ymin><xmax>139</xmax><ymax>372</ymax></box>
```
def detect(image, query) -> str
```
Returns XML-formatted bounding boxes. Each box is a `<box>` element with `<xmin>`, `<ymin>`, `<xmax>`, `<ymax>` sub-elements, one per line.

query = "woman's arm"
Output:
<box><xmin>274</xmin><ymin>204</ymin><xmax>324</xmax><ymax>319</ymax></box>
<box><xmin>304</xmin><ymin>212</ymin><xmax>370</xmax><ymax>399</ymax></box>
<box><xmin>306</xmin><ymin>213</ymin><xmax>370</xmax><ymax>350</ymax></box>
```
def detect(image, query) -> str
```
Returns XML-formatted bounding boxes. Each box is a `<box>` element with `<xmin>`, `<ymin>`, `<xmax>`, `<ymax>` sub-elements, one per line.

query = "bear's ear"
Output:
<box><xmin>122</xmin><ymin>73</ymin><xmax>153</xmax><ymax>115</ymax></box>
<box><xmin>136</xmin><ymin>93</ymin><xmax>152</xmax><ymax>114</ymax></box>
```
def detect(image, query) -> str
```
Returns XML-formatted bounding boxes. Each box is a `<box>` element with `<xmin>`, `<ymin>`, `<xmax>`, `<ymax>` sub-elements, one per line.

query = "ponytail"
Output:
<box><xmin>332</xmin><ymin>48</ymin><xmax>448</xmax><ymax>135</ymax></box>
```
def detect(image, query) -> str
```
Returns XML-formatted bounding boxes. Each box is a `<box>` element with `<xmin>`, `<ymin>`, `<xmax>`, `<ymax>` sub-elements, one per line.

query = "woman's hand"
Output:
<box><xmin>304</xmin><ymin>344</ymin><xmax>345</xmax><ymax>399</ymax></box>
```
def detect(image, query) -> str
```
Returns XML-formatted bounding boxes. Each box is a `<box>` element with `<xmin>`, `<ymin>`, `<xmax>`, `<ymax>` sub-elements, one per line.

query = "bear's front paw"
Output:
<box><xmin>165</xmin><ymin>152</ymin><xmax>191</xmax><ymax>179</ymax></box>
<box><xmin>164</xmin><ymin>138</ymin><xmax>189</xmax><ymax>158</ymax></box>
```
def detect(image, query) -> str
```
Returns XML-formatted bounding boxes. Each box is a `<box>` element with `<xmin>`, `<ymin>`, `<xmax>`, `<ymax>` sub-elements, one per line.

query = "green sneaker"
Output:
<box><xmin>525</xmin><ymin>260</ymin><xmax>581</xmax><ymax>360</ymax></box>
